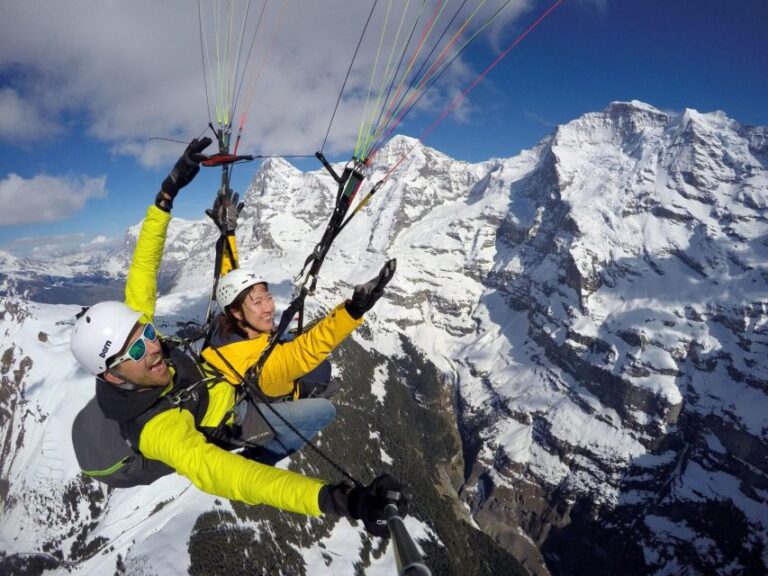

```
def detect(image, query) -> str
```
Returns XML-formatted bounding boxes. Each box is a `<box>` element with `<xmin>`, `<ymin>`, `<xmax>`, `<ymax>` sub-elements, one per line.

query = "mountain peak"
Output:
<box><xmin>384</xmin><ymin>133</ymin><xmax>419</xmax><ymax>148</ymax></box>
<box><xmin>259</xmin><ymin>156</ymin><xmax>301</xmax><ymax>176</ymax></box>
<box><xmin>370</xmin><ymin>134</ymin><xmax>422</xmax><ymax>163</ymax></box>
<box><xmin>604</xmin><ymin>99</ymin><xmax>664</xmax><ymax>116</ymax></box>
<box><xmin>678</xmin><ymin>106</ymin><xmax>736</xmax><ymax>133</ymax></box>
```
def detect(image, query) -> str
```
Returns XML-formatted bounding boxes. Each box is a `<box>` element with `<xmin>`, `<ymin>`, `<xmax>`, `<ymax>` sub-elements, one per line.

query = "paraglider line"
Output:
<box><xmin>148</xmin><ymin>136</ymin><xmax>190</xmax><ymax>144</ymax></box>
<box><xmin>371</xmin><ymin>0</ymin><xmax>447</xmax><ymax>157</ymax></box>
<box><xmin>364</xmin><ymin>0</ymin><xmax>471</xmax><ymax>158</ymax></box>
<box><xmin>321</xmin><ymin>0</ymin><xmax>381</xmax><ymax>154</ymax></box>
<box><xmin>235</xmin><ymin>0</ymin><xmax>291</xmax><ymax>153</ymax></box>
<box><xmin>367</xmin><ymin>0</ymin><xmax>514</xmax><ymax>157</ymax></box>
<box><xmin>378</xmin><ymin>0</ymin><xmax>564</xmax><ymax>178</ymax></box>
<box><xmin>354</xmin><ymin>0</ymin><xmax>427</xmax><ymax>162</ymax></box>
<box><xmin>198</xmin><ymin>0</ymin><xmax>214</xmax><ymax>126</ymax></box>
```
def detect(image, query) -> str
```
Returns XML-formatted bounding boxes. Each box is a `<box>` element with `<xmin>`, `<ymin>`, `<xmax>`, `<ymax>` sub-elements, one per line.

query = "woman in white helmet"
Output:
<box><xmin>201</xmin><ymin>258</ymin><xmax>396</xmax><ymax>464</ymax></box>
<box><xmin>212</xmin><ymin>268</ymin><xmax>275</xmax><ymax>340</ymax></box>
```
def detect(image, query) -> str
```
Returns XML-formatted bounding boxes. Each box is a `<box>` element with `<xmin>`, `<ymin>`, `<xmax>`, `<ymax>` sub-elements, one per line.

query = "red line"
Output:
<box><xmin>377</xmin><ymin>0</ymin><xmax>447</xmax><ymax>141</ymax></box>
<box><xmin>372</xmin><ymin>3</ymin><xmax>472</xmax><ymax>155</ymax></box>
<box><xmin>380</xmin><ymin>0</ymin><xmax>564</xmax><ymax>179</ymax></box>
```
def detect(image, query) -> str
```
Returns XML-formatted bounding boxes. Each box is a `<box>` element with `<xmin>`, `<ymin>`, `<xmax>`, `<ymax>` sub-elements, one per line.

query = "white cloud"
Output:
<box><xmin>0</xmin><ymin>2</ymin><xmax>532</xmax><ymax>164</ymax></box>
<box><xmin>0</xmin><ymin>88</ymin><xmax>60</xmax><ymax>142</ymax></box>
<box><xmin>580</xmin><ymin>0</ymin><xmax>608</xmax><ymax>12</ymax></box>
<box><xmin>485</xmin><ymin>0</ymin><xmax>537</xmax><ymax>52</ymax></box>
<box><xmin>0</xmin><ymin>173</ymin><xmax>107</xmax><ymax>225</ymax></box>
<box><xmin>88</xmin><ymin>235</ymin><xmax>113</xmax><ymax>245</ymax></box>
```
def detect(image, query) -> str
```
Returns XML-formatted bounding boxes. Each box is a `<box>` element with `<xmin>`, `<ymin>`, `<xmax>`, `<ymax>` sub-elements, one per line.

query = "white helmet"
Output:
<box><xmin>70</xmin><ymin>301</ymin><xmax>141</xmax><ymax>375</ymax></box>
<box><xmin>216</xmin><ymin>268</ymin><xmax>267</xmax><ymax>309</ymax></box>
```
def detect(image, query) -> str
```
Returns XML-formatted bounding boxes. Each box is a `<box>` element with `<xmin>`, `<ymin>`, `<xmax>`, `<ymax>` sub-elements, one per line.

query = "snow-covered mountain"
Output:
<box><xmin>1</xmin><ymin>100</ymin><xmax>766</xmax><ymax>576</ymax></box>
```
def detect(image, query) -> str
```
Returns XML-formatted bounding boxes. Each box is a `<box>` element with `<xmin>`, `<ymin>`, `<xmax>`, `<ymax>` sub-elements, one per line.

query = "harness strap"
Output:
<box><xmin>205</xmin><ymin>344</ymin><xmax>282</xmax><ymax>446</ymax></box>
<box><xmin>205</xmin><ymin>340</ymin><xmax>361</xmax><ymax>486</ymax></box>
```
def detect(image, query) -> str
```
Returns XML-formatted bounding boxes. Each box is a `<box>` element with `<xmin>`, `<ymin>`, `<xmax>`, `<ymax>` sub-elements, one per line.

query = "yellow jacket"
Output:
<box><xmin>124</xmin><ymin>205</ymin><xmax>338</xmax><ymax>516</ymax></box>
<box><xmin>201</xmin><ymin>304</ymin><xmax>362</xmax><ymax>397</ymax></box>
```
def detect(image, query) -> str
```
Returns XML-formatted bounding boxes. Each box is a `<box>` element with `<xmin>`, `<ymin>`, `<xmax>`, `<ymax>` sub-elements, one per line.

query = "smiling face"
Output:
<box><xmin>103</xmin><ymin>322</ymin><xmax>171</xmax><ymax>388</ymax></box>
<box><xmin>230</xmin><ymin>283</ymin><xmax>275</xmax><ymax>337</ymax></box>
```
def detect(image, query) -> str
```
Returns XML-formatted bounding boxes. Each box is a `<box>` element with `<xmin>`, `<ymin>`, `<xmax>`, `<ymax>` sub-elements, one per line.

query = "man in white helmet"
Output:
<box><xmin>69</xmin><ymin>138</ymin><xmax>406</xmax><ymax>537</ymax></box>
<box><xmin>70</xmin><ymin>301</ymin><xmax>167</xmax><ymax>388</ymax></box>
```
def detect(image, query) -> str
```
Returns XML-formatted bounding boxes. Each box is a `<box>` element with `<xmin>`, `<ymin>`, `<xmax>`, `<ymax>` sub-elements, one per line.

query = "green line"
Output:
<box><xmin>360</xmin><ymin>0</ymin><xmax>428</xmax><ymax>158</ymax></box>
<box><xmin>367</xmin><ymin>0</ymin><xmax>448</xmax><ymax>156</ymax></box>
<box><xmin>214</xmin><ymin>0</ymin><xmax>223</xmax><ymax>125</ymax></box>
<box><xmin>229</xmin><ymin>0</ymin><xmax>253</xmax><ymax>122</ymax></box>
<box><xmin>371</xmin><ymin>0</ymin><xmax>512</xmax><ymax>154</ymax></box>
<box><xmin>388</xmin><ymin>0</ymin><xmax>488</xmax><ymax>127</ymax></box>
<box><xmin>82</xmin><ymin>457</ymin><xmax>131</xmax><ymax>477</ymax></box>
<box><xmin>355</xmin><ymin>0</ymin><xmax>395</xmax><ymax>158</ymax></box>
<box><xmin>359</xmin><ymin>0</ymin><xmax>414</xmax><ymax>159</ymax></box>
<box><xmin>224</xmin><ymin>0</ymin><xmax>237</xmax><ymax>126</ymax></box>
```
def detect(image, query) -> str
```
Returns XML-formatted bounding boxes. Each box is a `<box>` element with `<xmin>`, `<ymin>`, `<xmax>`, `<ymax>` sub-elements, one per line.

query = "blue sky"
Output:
<box><xmin>1</xmin><ymin>0</ymin><xmax>766</xmax><ymax>257</ymax></box>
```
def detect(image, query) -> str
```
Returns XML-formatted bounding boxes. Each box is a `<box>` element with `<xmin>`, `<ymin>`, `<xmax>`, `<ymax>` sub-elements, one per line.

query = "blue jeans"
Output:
<box><xmin>235</xmin><ymin>398</ymin><xmax>336</xmax><ymax>463</ymax></box>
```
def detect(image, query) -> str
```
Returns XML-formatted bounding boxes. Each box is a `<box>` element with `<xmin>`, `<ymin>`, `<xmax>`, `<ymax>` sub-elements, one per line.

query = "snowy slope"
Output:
<box><xmin>457</xmin><ymin>101</ymin><xmax>768</xmax><ymax>575</ymax></box>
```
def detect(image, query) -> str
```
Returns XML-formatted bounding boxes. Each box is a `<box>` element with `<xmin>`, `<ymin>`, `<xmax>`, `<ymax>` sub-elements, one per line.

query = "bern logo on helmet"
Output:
<box><xmin>98</xmin><ymin>340</ymin><xmax>113</xmax><ymax>359</ymax></box>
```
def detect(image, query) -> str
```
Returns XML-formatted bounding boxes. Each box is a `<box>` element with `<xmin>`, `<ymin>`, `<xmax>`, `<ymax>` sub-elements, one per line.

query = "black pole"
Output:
<box><xmin>315</xmin><ymin>151</ymin><xmax>342</xmax><ymax>183</ymax></box>
<box><xmin>385</xmin><ymin>504</ymin><xmax>432</xmax><ymax>576</ymax></box>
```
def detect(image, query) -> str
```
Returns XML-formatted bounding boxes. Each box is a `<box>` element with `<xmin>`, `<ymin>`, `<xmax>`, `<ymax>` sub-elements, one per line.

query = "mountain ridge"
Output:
<box><xmin>1</xmin><ymin>100</ymin><xmax>766</xmax><ymax>575</ymax></box>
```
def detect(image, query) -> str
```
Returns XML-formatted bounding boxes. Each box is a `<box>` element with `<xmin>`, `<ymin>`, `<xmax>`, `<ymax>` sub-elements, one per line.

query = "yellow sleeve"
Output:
<box><xmin>219</xmin><ymin>233</ymin><xmax>239</xmax><ymax>276</ymax></box>
<box><xmin>201</xmin><ymin>335</ymin><xmax>269</xmax><ymax>384</ymax></box>
<box><xmin>124</xmin><ymin>205</ymin><xmax>171</xmax><ymax>323</ymax></box>
<box><xmin>260</xmin><ymin>303</ymin><xmax>363</xmax><ymax>396</ymax></box>
<box><xmin>201</xmin><ymin>302</ymin><xmax>363</xmax><ymax>397</ymax></box>
<box><xmin>139</xmin><ymin>409</ymin><xmax>325</xmax><ymax>516</ymax></box>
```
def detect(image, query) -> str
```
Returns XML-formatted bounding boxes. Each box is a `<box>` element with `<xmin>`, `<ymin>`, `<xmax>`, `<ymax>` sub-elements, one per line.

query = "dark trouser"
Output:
<box><xmin>234</xmin><ymin>397</ymin><xmax>336</xmax><ymax>464</ymax></box>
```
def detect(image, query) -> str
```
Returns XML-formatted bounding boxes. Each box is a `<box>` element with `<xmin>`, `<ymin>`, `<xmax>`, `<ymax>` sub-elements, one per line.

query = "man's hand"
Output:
<box><xmin>156</xmin><ymin>137</ymin><xmax>213</xmax><ymax>211</ymax></box>
<box><xmin>319</xmin><ymin>474</ymin><xmax>408</xmax><ymax>538</ymax></box>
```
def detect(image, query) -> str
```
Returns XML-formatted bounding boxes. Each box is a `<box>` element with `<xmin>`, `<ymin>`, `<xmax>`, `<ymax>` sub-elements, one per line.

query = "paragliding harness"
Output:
<box><xmin>71</xmin><ymin>342</ymin><xmax>219</xmax><ymax>488</ymax></box>
<box><xmin>255</xmin><ymin>152</ymin><xmax>368</xmax><ymax>348</ymax></box>
<box><xmin>67</xmin><ymin>0</ymin><xmax>563</xmax><ymax>530</ymax></box>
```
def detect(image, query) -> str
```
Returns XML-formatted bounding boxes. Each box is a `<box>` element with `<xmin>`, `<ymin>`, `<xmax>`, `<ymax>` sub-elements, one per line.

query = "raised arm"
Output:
<box><xmin>123</xmin><ymin>137</ymin><xmax>212</xmax><ymax>322</ymax></box>
<box><xmin>124</xmin><ymin>206</ymin><xmax>171</xmax><ymax>323</ymax></box>
<box><xmin>260</xmin><ymin>260</ymin><xmax>395</xmax><ymax>394</ymax></box>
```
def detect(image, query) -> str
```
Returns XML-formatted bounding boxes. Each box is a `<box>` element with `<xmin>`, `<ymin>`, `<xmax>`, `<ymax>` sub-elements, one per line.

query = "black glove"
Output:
<box><xmin>205</xmin><ymin>187</ymin><xmax>244</xmax><ymax>233</ymax></box>
<box><xmin>345</xmin><ymin>259</ymin><xmax>397</xmax><ymax>320</ymax></box>
<box><xmin>318</xmin><ymin>474</ymin><xmax>408</xmax><ymax>538</ymax></box>
<box><xmin>156</xmin><ymin>137</ymin><xmax>213</xmax><ymax>211</ymax></box>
